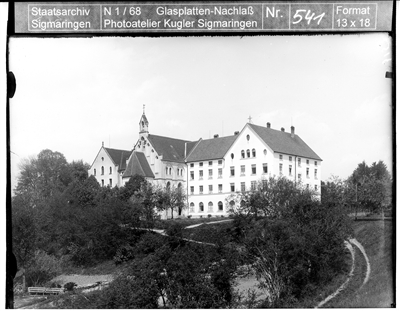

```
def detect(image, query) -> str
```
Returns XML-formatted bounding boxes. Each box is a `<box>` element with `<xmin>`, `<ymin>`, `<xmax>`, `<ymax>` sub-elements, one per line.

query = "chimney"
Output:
<box><xmin>234</xmin><ymin>131</ymin><xmax>239</xmax><ymax>135</ymax></box>
<box><xmin>291</xmin><ymin>126</ymin><xmax>295</xmax><ymax>138</ymax></box>
<box><xmin>214</xmin><ymin>134</ymin><xmax>219</xmax><ymax>138</ymax></box>
<box><xmin>281</xmin><ymin>127</ymin><xmax>285</xmax><ymax>132</ymax></box>
<box><xmin>267</xmin><ymin>122</ymin><xmax>271</xmax><ymax>128</ymax></box>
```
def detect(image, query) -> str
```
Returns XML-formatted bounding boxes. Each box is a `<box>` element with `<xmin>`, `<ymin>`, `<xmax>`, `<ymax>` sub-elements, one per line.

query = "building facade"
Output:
<box><xmin>88</xmin><ymin>112</ymin><xmax>322</xmax><ymax>218</ymax></box>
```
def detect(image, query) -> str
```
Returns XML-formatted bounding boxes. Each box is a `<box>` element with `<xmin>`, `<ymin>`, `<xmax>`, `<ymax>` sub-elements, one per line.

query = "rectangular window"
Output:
<box><xmin>230</xmin><ymin>183</ymin><xmax>235</xmax><ymax>192</ymax></box>
<box><xmin>190</xmin><ymin>186</ymin><xmax>194</xmax><ymax>194</ymax></box>
<box><xmin>240</xmin><ymin>165</ymin><xmax>245</xmax><ymax>176</ymax></box>
<box><xmin>251</xmin><ymin>181</ymin><xmax>257</xmax><ymax>191</ymax></box>
<box><xmin>314</xmin><ymin>169</ymin><xmax>318</xmax><ymax>179</ymax></box>
<box><xmin>199</xmin><ymin>170</ymin><xmax>203</xmax><ymax>180</ymax></box>
<box><xmin>298</xmin><ymin>173</ymin><xmax>302</xmax><ymax>180</ymax></box>
<box><xmin>199</xmin><ymin>162</ymin><xmax>203</xmax><ymax>167</ymax></box>
<box><xmin>218</xmin><ymin>184</ymin><xmax>222</xmax><ymax>193</ymax></box>
<box><xmin>230</xmin><ymin>166</ymin><xmax>235</xmax><ymax>177</ymax></box>
<box><xmin>218</xmin><ymin>160</ymin><xmax>222</xmax><ymax>165</ymax></box>
<box><xmin>315</xmin><ymin>161</ymin><xmax>318</xmax><ymax>166</ymax></box>
<box><xmin>306</xmin><ymin>184</ymin><xmax>309</xmax><ymax>189</ymax></box>
<box><xmin>289</xmin><ymin>156</ymin><xmax>292</xmax><ymax>162</ymax></box>
<box><xmin>190</xmin><ymin>171</ymin><xmax>194</xmax><ymax>180</ymax></box>
<box><xmin>289</xmin><ymin>165</ymin><xmax>292</xmax><ymax>176</ymax></box>
<box><xmin>279</xmin><ymin>163</ymin><xmax>283</xmax><ymax>174</ymax></box>
<box><xmin>209</xmin><ymin>185</ymin><xmax>213</xmax><ymax>193</ymax></box>
<box><xmin>101</xmin><ymin>179</ymin><xmax>104</xmax><ymax>186</ymax></box>
<box><xmin>298</xmin><ymin>158</ymin><xmax>301</xmax><ymax>167</ymax></box>
<box><xmin>209</xmin><ymin>161</ymin><xmax>213</xmax><ymax>166</ymax></box>
<box><xmin>241</xmin><ymin>182</ymin><xmax>245</xmax><ymax>192</ymax></box>
<box><xmin>218</xmin><ymin>168</ymin><xmax>222</xmax><ymax>178</ymax></box>
<box><xmin>263</xmin><ymin>163</ymin><xmax>268</xmax><ymax>174</ymax></box>
<box><xmin>190</xmin><ymin>163</ymin><xmax>194</xmax><ymax>168</ymax></box>
<box><xmin>199</xmin><ymin>186</ymin><xmax>203</xmax><ymax>194</ymax></box>
<box><xmin>306</xmin><ymin>159</ymin><xmax>310</xmax><ymax>165</ymax></box>
<box><xmin>279</xmin><ymin>154</ymin><xmax>283</xmax><ymax>160</ymax></box>
<box><xmin>208</xmin><ymin>169</ymin><xmax>213</xmax><ymax>179</ymax></box>
<box><xmin>109</xmin><ymin>179</ymin><xmax>112</xmax><ymax>187</ymax></box>
<box><xmin>306</xmin><ymin>168</ymin><xmax>310</xmax><ymax>178</ymax></box>
<box><xmin>315</xmin><ymin>185</ymin><xmax>318</xmax><ymax>191</ymax></box>
<box><xmin>251</xmin><ymin>164</ymin><xmax>256</xmax><ymax>175</ymax></box>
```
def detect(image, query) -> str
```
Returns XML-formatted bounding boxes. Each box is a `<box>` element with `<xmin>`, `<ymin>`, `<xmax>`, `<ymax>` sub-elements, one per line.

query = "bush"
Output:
<box><xmin>64</xmin><ymin>282</ymin><xmax>77</xmax><ymax>291</ymax></box>
<box><xmin>114</xmin><ymin>244</ymin><xmax>136</xmax><ymax>265</ymax></box>
<box><xmin>25</xmin><ymin>250</ymin><xmax>62</xmax><ymax>287</ymax></box>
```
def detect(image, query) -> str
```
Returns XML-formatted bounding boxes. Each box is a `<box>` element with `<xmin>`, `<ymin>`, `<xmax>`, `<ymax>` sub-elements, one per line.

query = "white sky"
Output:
<box><xmin>8</xmin><ymin>34</ymin><xmax>392</xmax><ymax>191</ymax></box>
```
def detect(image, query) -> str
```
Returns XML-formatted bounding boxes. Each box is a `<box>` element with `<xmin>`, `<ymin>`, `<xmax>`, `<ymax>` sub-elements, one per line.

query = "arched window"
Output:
<box><xmin>252</xmin><ymin>149</ymin><xmax>256</xmax><ymax>157</ymax></box>
<box><xmin>231</xmin><ymin>153</ymin><xmax>234</xmax><ymax>159</ymax></box>
<box><xmin>109</xmin><ymin>167</ymin><xmax>112</xmax><ymax>174</ymax></box>
<box><xmin>178</xmin><ymin>182</ymin><xmax>182</xmax><ymax>189</ymax></box>
<box><xmin>190</xmin><ymin>203</ymin><xmax>195</xmax><ymax>213</ymax></box>
<box><xmin>165</xmin><ymin>167</ymin><xmax>168</xmax><ymax>175</ymax></box>
<box><xmin>241</xmin><ymin>150</ymin><xmax>245</xmax><ymax>158</ymax></box>
<box><xmin>94</xmin><ymin>169</ymin><xmax>96</xmax><ymax>176</ymax></box>
<box><xmin>169</xmin><ymin>167</ymin><xmax>172</xmax><ymax>175</ymax></box>
<box><xmin>208</xmin><ymin>202</ymin><xmax>213</xmax><ymax>212</ymax></box>
<box><xmin>218</xmin><ymin>201</ymin><xmax>223</xmax><ymax>211</ymax></box>
<box><xmin>101</xmin><ymin>166</ymin><xmax>104</xmax><ymax>175</ymax></box>
<box><xmin>166</xmin><ymin>182</ymin><xmax>171</xmax><ymax>190</ymax></box>
<box><xmin>246</xmin><ymin>149</ymin><xmax>250</xmax><ymax>158</ymax></box>
<box><xmin>246</xmin><ymin>134</ymin><xmax>250</xmax><ymax>141</ymax></box>
<box><xmin>199</xmin><ymin>202</ymin><xmax>204</xmax><ymax>212</ymax></box>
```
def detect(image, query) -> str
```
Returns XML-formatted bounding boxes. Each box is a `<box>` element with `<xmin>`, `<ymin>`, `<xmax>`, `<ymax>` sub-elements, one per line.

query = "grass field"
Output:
<box><xmin>326</xmin><ymin>219</ymin><xmax>394</xmax><ymax>308</ymax></box>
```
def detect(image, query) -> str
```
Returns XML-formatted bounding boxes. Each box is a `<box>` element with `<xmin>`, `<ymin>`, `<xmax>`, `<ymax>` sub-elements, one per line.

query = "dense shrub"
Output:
<box><xmin>25</xmin><ymin>250</ymin><xmax>62</xmax><ymax>287</ymax></box>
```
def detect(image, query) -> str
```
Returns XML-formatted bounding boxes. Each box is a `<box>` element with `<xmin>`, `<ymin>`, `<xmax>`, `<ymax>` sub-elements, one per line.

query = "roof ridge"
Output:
<box><xmin>149</xmin><ymin>133</ymin><xmax>194</xmax><ymax>143</ymax></box>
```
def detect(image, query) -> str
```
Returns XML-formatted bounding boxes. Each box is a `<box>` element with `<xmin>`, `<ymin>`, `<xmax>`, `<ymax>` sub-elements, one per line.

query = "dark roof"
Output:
<box><xmin>248</xmin><ymin>123</ymin><xmax>322</xmax><ymax>160</ymax></box>
<box><xmin>186</xmin><ymin>135</ymin><xmax>237</xmax><ymax>162</ymax></box>
<box><xmin>123</xmin><ymin>151</ymin><xmax>155</xmax><ymax>179</ymax></box>
<box><xmin>104</xmin><ymin>147</ymin><xmax>132</xmax><ymax>170</ymax></box>
<box><xmin>147</xmin><ymin>134</ymin><xmax>192</xmax><ymax>163</ymax></box>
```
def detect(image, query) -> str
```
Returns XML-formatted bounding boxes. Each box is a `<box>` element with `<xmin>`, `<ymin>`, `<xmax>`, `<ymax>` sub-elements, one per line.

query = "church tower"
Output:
<box><xmin>139</xmin><ymin>104</ymin><xmax>149</xmax><ymax>136</ymax></box>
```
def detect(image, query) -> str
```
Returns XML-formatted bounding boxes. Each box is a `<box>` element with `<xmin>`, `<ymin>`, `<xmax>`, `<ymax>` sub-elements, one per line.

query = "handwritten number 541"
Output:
<box><xmin>292</xmin><ymin>9</ymin><xmax>325</xmax><ymax>25</ymax></box>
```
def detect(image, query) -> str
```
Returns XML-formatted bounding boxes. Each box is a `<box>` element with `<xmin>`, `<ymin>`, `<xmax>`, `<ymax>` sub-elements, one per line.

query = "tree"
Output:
<box><xmin>155</xmin><ymin>185</ymin><xmax>186</xmax><ymax>219</ymax></box>
<box><xmin>228</xmin><ymin>176</ymin><xmax>352</xmax><ymax>307</ymax></box>
<box><xmin>347</xmin><ymin>160</ymin><xmax>392</xmax><ymax>213</ymax></box>
<box><xmin>14</xmin><ymin>149</ymin><xmax>70</xmax><ymax>207</ymax></box>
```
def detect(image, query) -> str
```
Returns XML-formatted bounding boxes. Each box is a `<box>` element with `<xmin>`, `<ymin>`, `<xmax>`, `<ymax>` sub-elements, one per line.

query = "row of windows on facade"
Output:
<box><xmin>190</xmin><ymin>164</ymin><xmax>318</xmax><ymax>180</ymax></box>
<box><xmin>189</xmin><ymin>182</ymin><xmax>318</xmax><ymax>195</ymax></box>
<box><xmin>189</xmin><ymin>160</ymin><xmax>223</xmax><ymax>168</ymax></box>
<box><xmin>189</xmin><ymin>201</ymin><xmax>224</xmax><ymax>213</ymax></box>
<box><xmin>94</xmin><ymin>166</ymin><xmax>112</xmax><ymax>176</ymax></box>
<box><xmin>100</xmin><ymin>179</ymin><xmax>113</xmax><ymax>187</ymax></box>
<box><xmin>165</xmin><ymin>167</ymin><xmax>185</xmax><ymax>176</ymax></box>
<box><xmin>279</xmin><ymin>155</ymin><xmax>318</xmax><ymax>167</ymax></box>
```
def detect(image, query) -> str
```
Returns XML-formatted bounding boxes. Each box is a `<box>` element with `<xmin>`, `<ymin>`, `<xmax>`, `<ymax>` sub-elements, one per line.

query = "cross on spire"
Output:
<box><xmin>248</xmin><ymin>115</ymin><xmax>252</xmax><ymax>123</ymax></box>
<box><xmin>143</xmin><ymin>104</ymin><xmax>145</xmax><ymax>114</ymax></box>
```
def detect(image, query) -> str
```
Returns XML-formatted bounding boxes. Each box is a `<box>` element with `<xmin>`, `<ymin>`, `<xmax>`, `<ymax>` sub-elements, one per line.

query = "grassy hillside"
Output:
<box><xmin>326</xmin><ymin>219</ymin><xmax>394</xmax><ymax>308</ymax></box>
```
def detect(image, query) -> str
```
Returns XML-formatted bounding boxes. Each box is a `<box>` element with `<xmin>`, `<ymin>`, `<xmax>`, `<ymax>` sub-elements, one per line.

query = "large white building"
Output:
<box><xmin>88</xmin><ymin>112</ymin><xmax>322</xmax><ymax>218</ymax></box>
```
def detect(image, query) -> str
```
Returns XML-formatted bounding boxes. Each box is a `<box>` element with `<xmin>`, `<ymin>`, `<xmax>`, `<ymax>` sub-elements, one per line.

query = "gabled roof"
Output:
<box><xmin>186</xmin><ymin>135</ymin><xmax>237</xmax><ymax>162</ymax></box>
<box><xmin>123</xmin><ymin>151</ymin><xmax>155</xmax><ymax>179</ymax></box>
<box><xmin>248</xmin><ymin>123</ymin><xmax>322</xmax><ymax>161</ymax></box>
<box><xmin>104</xmin><ymin>147</ymin><xmax>132</xmax><ymax>171</ymax></box>
<box><xmin>147</xmin><ymin>134</ymin><xmax>192</xmax><ymax>163</ymax></box>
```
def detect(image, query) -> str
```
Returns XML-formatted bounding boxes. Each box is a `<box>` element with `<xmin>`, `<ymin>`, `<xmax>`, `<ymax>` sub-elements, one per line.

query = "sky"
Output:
<box><xmin>8</xmin><ymin>33</ymin><xmax>392</xmax><ymax>191</ymax></box>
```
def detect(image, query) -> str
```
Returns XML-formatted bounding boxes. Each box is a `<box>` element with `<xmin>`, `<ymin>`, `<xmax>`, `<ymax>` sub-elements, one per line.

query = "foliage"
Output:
<box><xmin>63</xmin><ymin>282</ymin><xmax>77</xmax><ymax>291</ymax></box>
<box><xmin>347</xmin><ymin>160</ymin><xmax>392</xmax><ymax>213</ymax></box>
<box><xmin>229</xmin><ymin>176</ymin><xmax>353</xmax><ymax>307</ymax></box>
<box><xmin>155</xmin><ymin>184</ymin><xmax>187</xmax><ymax>219</ymax></box>
<box><xmin>226</xmin><ymin>176</ymin><xmax>317</xmax><ymax>219</ymax></box>
<box><xmin>25</xmin><ymin>250</ymin><xmax>63</xmax><ymax>287</ymax></box>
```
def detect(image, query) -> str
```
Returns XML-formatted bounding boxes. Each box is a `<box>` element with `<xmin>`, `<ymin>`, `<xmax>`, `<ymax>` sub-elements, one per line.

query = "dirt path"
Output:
<box><xmin>315</xmin><ymin>238</ymin><xmax>371</xmax><ymax>308</ymax></box>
